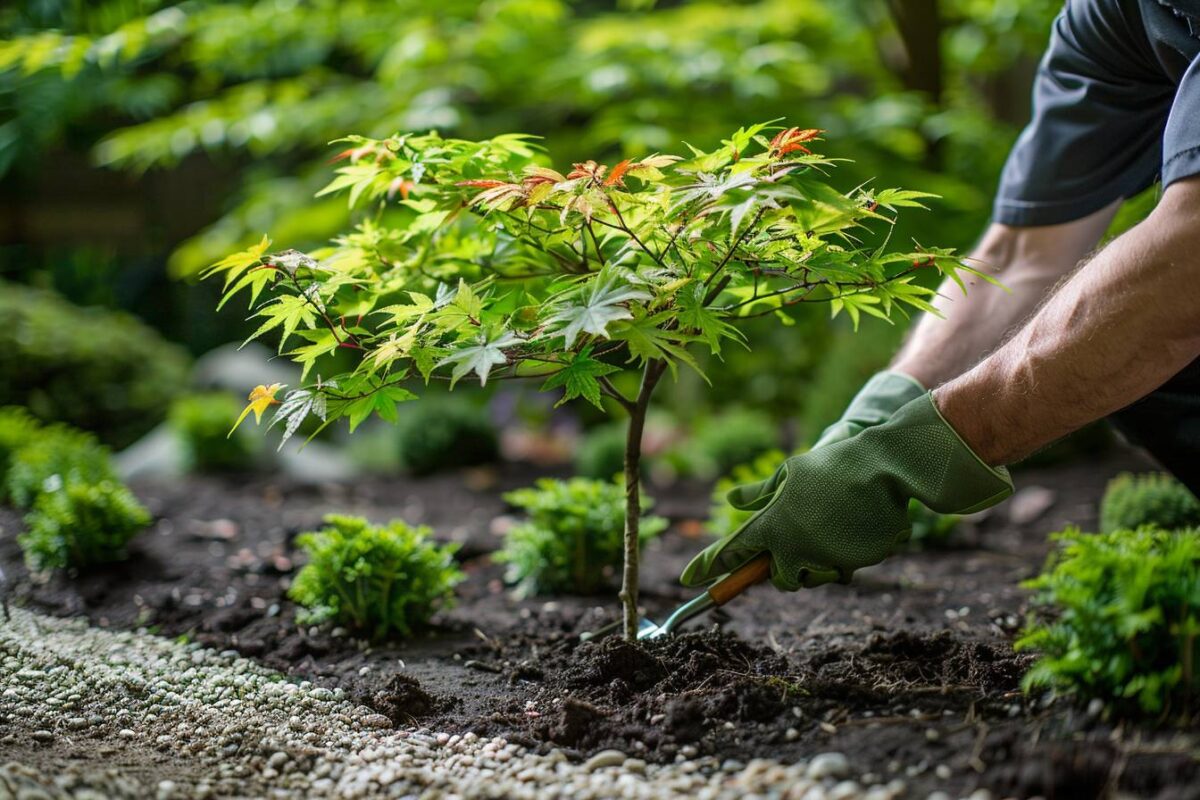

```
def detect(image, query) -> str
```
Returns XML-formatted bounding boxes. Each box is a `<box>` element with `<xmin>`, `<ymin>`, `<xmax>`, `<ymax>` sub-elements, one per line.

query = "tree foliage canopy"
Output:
<box><xmin>207</xmin><ymin>123</ymin><xmax>990</xmax><ymax>445</ymax></box>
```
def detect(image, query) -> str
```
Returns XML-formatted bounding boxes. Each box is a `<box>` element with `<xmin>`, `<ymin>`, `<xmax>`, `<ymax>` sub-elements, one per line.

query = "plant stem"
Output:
<box><xmin>620</xmin><ymin>359</ymin><xmax>667</xmax><ymax>641</ymax></box>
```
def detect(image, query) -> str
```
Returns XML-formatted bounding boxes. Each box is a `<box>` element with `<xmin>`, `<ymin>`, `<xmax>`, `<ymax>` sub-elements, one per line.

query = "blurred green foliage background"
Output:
<box><xmin>0</xmin><ymin>0</ymin><xmax>1070</xmax><ymax>448</ymax></box>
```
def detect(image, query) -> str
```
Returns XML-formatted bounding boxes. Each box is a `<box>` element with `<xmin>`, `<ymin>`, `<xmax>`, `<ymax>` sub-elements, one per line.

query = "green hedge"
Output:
<box><xmin>0</xmin><ymin>281</ymin><xmax>191</xmax><ymax>448</ymax></box>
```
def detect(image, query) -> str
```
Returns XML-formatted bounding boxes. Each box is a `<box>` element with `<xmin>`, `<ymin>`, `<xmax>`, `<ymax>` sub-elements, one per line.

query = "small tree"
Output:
<box><xmin>206</xmin><ymin>123</ymin><xmax>986</xmax><ymax>640</ymax></box>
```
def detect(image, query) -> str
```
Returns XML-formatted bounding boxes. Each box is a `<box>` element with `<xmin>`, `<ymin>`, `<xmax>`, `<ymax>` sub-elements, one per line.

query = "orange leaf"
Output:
<box><xmin>604</xmin><ymin>159</ymin><xmax>633</xmax><ymax>187</ymax></box>
<box><xmin>457</xmin><ymin>180</ymin><xmax>509</xmax><ymax>188</ymax></box>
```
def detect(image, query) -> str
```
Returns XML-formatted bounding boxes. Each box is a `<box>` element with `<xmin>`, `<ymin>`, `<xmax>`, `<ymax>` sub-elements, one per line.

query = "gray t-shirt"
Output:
<box><xmin>995</xmin><ymin>0</ymin><xmax>1200</xmax><ymax>225</ymax></box>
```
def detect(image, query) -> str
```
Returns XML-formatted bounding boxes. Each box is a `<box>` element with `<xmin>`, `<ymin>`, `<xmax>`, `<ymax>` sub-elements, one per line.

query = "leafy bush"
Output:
<box><xmin>0</xmin><ymin>281</ymin><xmax>191</xmax><ymax>448</ymax></box>
<box><xmin>19</xmin><ymin>481</ymin><xmax>151</xmax><ymax>571</ymax></box>
<box><xmin>0</xmin><ymin>406</ymin><xmax>42</xmax><ymax>485</ymax></box>
<box><xmin>668</xmin><ymin>409</ymin><xmax>780</xmax><ymax>479</ymax></box>
<box><xmin>6</xmin><ymin>426</ymin><xmax>116</xmax><ymax>509</ymax></box>
<box><xmin>289</xmin><ymin>515</ymin><xmax>463</xmax><ymax>639</ymax></box>
<box><xmin>496</xmin><ymin>478</ymin><xmax>668</xmax><ymax>597</ymax></box>
<box><xmin>396</xmin><ymin>401</ymin><xmax>499</xmax><ymax>476</ymax></box>
<box><xmin>1017</xmin><ymin>527</ymin><xmax>1200</xmax><ymax>717</ymax></box>
<box><xmin>1100</xmin><ymin>472</ymin><xmax>1200</xmax><ymax>534</ymax></box>
<box><xmin>169</xmin><ymin>393</ymin><xmax>257</xmax><ymax>473</ymax></box>
<box><xmin>574</xmin><ymin>422</ymin><xmax>629</xmax><ymax>480</ymax></box>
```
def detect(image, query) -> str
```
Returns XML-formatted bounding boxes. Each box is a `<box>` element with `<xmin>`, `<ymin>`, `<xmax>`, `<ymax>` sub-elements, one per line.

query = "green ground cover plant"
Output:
<box><xmin>289</xmin><ymin>514</ymin><xmax>463</xmax><ymax>640</ymax></box>
<box><xmin>1099</xmin><ymin>472</ymin><xmax>1200</xmax><ymax>534</ymax></box>
<box><xmin>0</xmin><ymin>282</ymin><xmax>190</xmax><ymax>448</ymax></box>
<box><xmin>19</xmin><ymin>481</ymin><xmax>151</xmax><ymax>572</ymax></box>
<box><xmin>1017</xmin><ymin>527</ymin><xmax>1200</xmax><ymax>719</ymax></box>
<box><xmin>169</xmin><ymin>392</ymin><xmax>258</xmax><ymax>473</ymax></box>
<box><xmin>496</xmin><ymin>477</ymin><xmax>667</xmax><ymax>597</ymax></box>
<box><xmin>207</xmin><ymin>123</ymin><xmax>989</xmax><ymax>638</ymax></box>
<box><xmin>5</xmin><ymin>426</ymin><xmax>116</xmax><ymax>509</ymax></box>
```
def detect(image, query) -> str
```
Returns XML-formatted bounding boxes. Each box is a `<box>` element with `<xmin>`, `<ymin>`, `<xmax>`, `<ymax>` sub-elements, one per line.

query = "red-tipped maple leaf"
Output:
<box><xmin>769</xmin><ymin>127</ymin><xmax>823</xmax><ymax>157</ymax></box>
<box><xmin>457</xmin><ymin>180</ymin><xmax>510</xmax><ymax>189</ymax></box>
<box><xmin>387</xmin><ymin>177</ymin><xmax>414</xmax><ymax>200</ymax></box>
<box><xmin>567</xmin><ymin>160</ymin><xmax>607</xmax><ymax>182</ymax></box>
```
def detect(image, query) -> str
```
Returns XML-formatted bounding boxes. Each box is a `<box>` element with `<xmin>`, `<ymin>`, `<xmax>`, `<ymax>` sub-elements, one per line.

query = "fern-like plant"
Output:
<box><xmin>496</xmin><ymin>477</ymin><xmax>667</xmax><ymax>597</ymax></box>
<box><xmin>0</xmin><ymin>406</ymin><xmax>42</xmax><ymax>496</ymax></box>
<box><xmin>206</xmin><ymin>124</ymin><xmax>990</xmax><ymax>638</ymax></box>
<box><xmin>1017</xmin><ymin>527</ymin><xmax>1200</xmax><ymax>718</ymax></box>
<box><xmin>288</xmin><ymin>514</ymin><xmax>463</xmax><ymax>639</ymax></box>
<box><xmin>19</xmin><ymin>481</ymin><xmax>151</xmax><ymax>571</ymax></box>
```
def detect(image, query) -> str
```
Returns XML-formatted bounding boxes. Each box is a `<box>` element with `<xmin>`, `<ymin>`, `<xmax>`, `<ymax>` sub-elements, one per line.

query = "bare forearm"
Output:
<box><xmin>937</xmin><ymin>180</ymin><xmax>1200</xmax><ymax>465</ymax></box>
<box><xmin>892</xmin><ymin>200</ymin><xmax>1120</xmax><ymax>388</ymax></box>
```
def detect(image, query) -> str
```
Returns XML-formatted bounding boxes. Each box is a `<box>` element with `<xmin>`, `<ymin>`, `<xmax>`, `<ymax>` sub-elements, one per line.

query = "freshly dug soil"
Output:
<box><xmin>3</xmin><ymin>452</ymin><xmax>1199</xmax><ymax>798</ymax></box>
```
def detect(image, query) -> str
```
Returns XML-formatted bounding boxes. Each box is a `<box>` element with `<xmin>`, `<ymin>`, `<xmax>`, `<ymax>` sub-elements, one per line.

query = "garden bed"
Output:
<box><xmin>3</xmin><ymin>451</ymin><xmax>1198</xmax><ymax>799</ymax></box>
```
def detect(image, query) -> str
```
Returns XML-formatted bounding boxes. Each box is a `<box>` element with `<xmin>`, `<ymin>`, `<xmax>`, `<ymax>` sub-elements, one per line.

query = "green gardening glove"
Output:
<box><xmin>812</xmin><ymin>370</ymin><xmax>926</xmax><ymax>449</ymax></box>
<box><xmin>681</xmin><ymin>393</ymin><xmax>1012</xmax><ymax>591</ymax></box>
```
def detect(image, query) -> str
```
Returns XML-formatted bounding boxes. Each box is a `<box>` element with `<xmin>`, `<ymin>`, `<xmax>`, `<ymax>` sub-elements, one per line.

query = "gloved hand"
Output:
<box><xmin>681</xmin><ymin>392</ymin><xmax>1012</xmax><ymax>591</ymax></box>
<box><xmin>812</xmin><ymin>370</ymin><xmax>925</xmax><ymax>449</ymax></box>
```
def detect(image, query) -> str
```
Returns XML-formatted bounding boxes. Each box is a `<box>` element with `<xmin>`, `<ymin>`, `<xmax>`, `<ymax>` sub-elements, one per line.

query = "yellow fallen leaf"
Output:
<box><xmin>229</xmin><ymin>383</ymin><xmax>284</xmax><ymax>437</ymax></box>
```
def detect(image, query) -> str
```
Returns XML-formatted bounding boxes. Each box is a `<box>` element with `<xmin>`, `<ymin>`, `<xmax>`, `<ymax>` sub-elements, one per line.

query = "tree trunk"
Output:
<box><xmin>619</xmin><ymin>360</ymin><xmax>666</xmax><ymax>641</ymax></box>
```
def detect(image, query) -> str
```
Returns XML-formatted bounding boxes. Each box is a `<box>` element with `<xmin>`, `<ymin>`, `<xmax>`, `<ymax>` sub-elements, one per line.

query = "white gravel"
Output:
<box><xmin>0</xmin><ymin>607</ymin><xmax>935</xmax><ymax>799</ymax></box>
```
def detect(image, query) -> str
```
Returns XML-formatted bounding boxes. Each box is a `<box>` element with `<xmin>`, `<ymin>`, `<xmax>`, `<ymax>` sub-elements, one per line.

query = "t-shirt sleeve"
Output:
<box><xmin>993</xmin><ymin>0</ymin><xmax>1177</xmax><ymax>226</ymax></box>
<box><xmin>1162</xmin><ymin>53</ymin><xmax>1200</xmax><ymax>188</ymax></box>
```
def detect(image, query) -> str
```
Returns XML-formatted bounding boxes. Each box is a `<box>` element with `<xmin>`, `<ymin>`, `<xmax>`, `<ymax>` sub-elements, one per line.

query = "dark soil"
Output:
<box><xmin>3</xmin><ymin>452</ymin><xmax>1199</xmax><ymax>799</ymax></box>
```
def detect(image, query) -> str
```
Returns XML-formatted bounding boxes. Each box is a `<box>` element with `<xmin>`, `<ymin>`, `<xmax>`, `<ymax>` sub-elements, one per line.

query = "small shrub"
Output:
<box><xmin>6</xmin><ymin>426</ymin><xmax>115</xmax><ymax>508</ymax></box>
<box><xmin>0</xmin><ymin>406</ymin><xmax>42</xmax><ymax>487</ymax></box>
<box><xmin>707</xmin><ymin>449</ymin><xmax>788</xmax><ymax>537</ymax></box>
<box><xmin>574</xmin><ymin>422</ymin><xmax>629</xmax><ymax>480</ymax></box>
<box><xmin>19</xmin><ymin>480</ymin><xmax>151</xmax><ymax>571</ymax></box>
<box><xmin>1016</xmin><ymin>527</ymin><xmax>1200</xmax><ymax>717</ymax></box>
<box><xmin>496</xmin><ymin>478</ymin><xmax>668</xmax><ymax>597</ymax></box>
<box><xmin>396</xmin><ymin>401</ymin><xmax>499</xmax><ymax>476</ymax></box>
<box><xmin>289</xmin><ymin>514</ymin><xmax>463</xmax><ymax>639</ymax></box>
<box><xmin>0</xmin><ymin>281</ymin><xmax>191</xmax><ymax>448</ymax></box>
<box><xmin>1099</xmin><ymin>472</ymin><xmax>1200</xmax><ymax>534</ymax></box>
<box><xmin>907</xmin><ymin>501</ymin><xmax>960</xmax><ymax>548</ymax></box>
<box><xmin>669</xmin><ymin>409</ymin><xmax>779</xmax><ymax>479</ymax></box>
<box><xmin>169</xmin><ymin>392</ymin><xmax>257</xmax><ymax>472</ymax></box>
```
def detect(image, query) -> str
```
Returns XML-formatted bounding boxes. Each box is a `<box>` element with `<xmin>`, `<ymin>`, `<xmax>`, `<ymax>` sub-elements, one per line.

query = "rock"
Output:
<box><xmin>30</xmin><ymin>730</ymin><xmax>53</xmax><ymax>743</ymax></box>
<box><xmin>585</xmin><ymin>750</ymin><xmax>627</xmax><ymax>771</ymax></box>
<box><xmin>829</xmin><ymin>781</ymin><xmax>862</xmax><ymax>800</ymax></box>
<box><xmin>807</xmin><ymin>752</ymin><xmax>851</xmax><ymax>780</ymax></box>
<box><xmin>1008</xmin><ymin>485</ymin><xmax>1057</xmax><ymax>525</ymax></box>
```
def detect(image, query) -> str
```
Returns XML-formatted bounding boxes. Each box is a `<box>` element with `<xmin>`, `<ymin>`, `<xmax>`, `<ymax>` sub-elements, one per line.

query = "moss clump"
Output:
<box><xmin>396</xmin><ymin>401</ymin><xmax>499</xmax><ymax>475</ymax></box>
<box><xmin>6</xmin><ymin>426</ymin><xmax>115</xmax><ymax>509</ymax></box>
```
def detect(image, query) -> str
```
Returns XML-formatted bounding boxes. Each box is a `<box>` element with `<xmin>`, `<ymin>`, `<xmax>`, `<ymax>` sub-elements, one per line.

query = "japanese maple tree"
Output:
<box><xmin>207</xmin><ymin>122</ymin><xmax>987</xmax><ymax>640</ymax></box>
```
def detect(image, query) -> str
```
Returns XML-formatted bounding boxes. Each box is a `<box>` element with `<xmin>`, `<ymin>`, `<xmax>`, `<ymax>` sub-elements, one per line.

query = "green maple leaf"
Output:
<box><xmin>611</xmin><ymin>309</ymin><xmax>705</xmax><ymax>381</ymax></box>
<box><xmin>540</xmin><ymin>347</ymin><xmax>620</xmax><ymax>409</ymax></box>
<box><xmin>544</xmin><ymin>273</ymin><xmax>652</xmax><ymax>349</ymax></box>
<box><xmin>438</xmin><ymin>330</ymin><xmax>520</xmax><ymax>387</ymax></box>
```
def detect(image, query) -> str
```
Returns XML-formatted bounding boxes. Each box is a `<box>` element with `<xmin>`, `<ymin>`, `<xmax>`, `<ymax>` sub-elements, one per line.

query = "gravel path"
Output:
<box><xmin>0</xmin><ymin>608</ymin><xmax>970</xmax><ymax>800</ymax></box>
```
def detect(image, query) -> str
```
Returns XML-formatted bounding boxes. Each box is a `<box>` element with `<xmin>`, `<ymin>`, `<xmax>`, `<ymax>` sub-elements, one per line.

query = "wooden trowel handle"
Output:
<box><xmin>707</xmin><ymin>553</ymin><xmax>772</xmax><ymax>606</ymax></box>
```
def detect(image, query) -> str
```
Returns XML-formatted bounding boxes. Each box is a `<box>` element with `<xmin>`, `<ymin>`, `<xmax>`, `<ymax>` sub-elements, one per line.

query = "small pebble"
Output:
<box><xmin>807</xmin><ymin>752</ymin><xmax>850</xmax><ymax>780</ymax></box>
<box><xmin>584</xmin><ymin>749</ymin><xmax>627</xmax><ymax>771</ymax></box>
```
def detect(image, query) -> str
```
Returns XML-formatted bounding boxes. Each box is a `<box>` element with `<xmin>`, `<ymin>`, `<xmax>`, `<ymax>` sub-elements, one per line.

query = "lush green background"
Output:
<box><xmin>0</xmin><ymin>0</ymin><xmax>1069</xmax><ymax>446</ymax></box>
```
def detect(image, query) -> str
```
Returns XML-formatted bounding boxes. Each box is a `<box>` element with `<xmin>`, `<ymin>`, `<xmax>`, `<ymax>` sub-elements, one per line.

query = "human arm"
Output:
<box><xmin>891</xmin><ymin>200</ymin><xmax>1120</xmax><ymax>389</ymax></box>
<box><xmin>936</xmin><ymin>175</ymin><xmax>1200</xmax><ymax>466</ymax></box>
